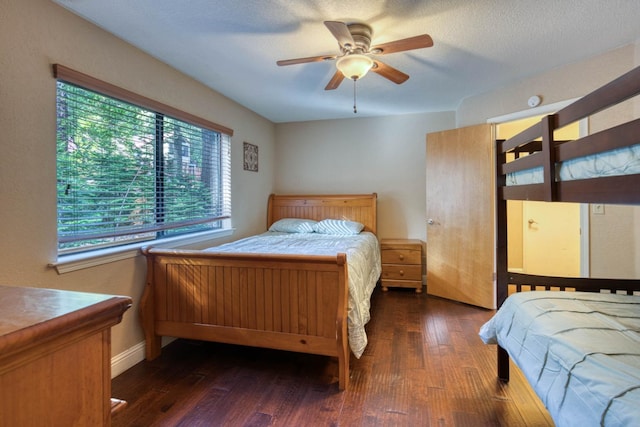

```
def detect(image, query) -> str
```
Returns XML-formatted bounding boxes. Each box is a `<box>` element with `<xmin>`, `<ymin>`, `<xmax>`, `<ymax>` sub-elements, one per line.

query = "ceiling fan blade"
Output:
<box><xmin>277</xmin><ymin>54</ymin><xmax>336</xmax><ymax>66</ymax></box>
<box><xmin>325</xmin><ymin>70</ymin><xmax>345</xmax><ymax>90</ymax></box>
<box><xmin>371</xmin><ymin>34</ymin><xmax>433</xmax><ymax>55</ymax></box>
<box><xmin>324</xmin><ymin>21</ymin><xmax>356</xmax><ymax>49</ymax></box>
<box><xmin>372</xmin><ymin>60</ymin><xmax>410</xmax><ymax>84</ymax></box>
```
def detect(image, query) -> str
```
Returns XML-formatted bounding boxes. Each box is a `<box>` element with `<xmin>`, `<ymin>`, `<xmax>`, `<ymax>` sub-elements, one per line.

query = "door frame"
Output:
<box><xmin>488</xmin><ymin>99</ymin><xmax>590</xmax><ymax>277</ymax></box>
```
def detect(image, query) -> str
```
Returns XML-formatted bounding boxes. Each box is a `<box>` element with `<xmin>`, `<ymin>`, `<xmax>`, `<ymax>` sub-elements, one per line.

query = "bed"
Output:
<box><xmin>139</xmin><ymin>193</ymin><xmax>380</xmax><ymax>390</ymax></box>
<box><xmin>480</xmin><ymin>65</ymin><xmax>640</xmax><ymax>426</ymax></box>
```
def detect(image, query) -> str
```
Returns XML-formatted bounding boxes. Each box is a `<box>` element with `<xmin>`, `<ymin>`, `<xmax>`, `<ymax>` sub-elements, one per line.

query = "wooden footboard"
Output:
<box><xmin>140</xmin><ymin>247</ymin><xmax>351</xmax><ymax>390</ymax></box>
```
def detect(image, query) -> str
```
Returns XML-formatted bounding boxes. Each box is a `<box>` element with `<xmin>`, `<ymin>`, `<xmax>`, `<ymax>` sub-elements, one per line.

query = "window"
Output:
<box><xmin>54</xmin><ymin>65</ymin><xmax>232</xmax><ymax>253</ymax></box>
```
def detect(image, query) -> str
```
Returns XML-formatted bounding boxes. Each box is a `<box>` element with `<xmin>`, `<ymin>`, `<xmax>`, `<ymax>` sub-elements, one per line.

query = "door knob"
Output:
<box><xmin>427</xmin><ymin>218</ymin><xmax>435</xmax><ymax>225</ymax></box>
<box><xmin>528</xmin><ymin>219</ymin><xmax>537</xmax><ymax>225</ymax></box>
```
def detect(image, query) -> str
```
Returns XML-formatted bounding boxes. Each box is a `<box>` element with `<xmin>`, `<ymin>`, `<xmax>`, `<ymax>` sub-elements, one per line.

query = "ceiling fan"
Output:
<box><xmin>276</xmin><ymin>21</ymin><xmax>434</xmax><ymax>90</ymax></box>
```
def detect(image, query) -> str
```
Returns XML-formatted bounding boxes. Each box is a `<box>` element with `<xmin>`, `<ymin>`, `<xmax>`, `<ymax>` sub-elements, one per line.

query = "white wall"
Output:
<box><xmin>0</xmin><ymin>0</ymin><xmax>276</xmax><ymax>357</ymax></box>
<box><xmin>275</xmin><ymin>112</ymin><xmax>455</xmax><ymax>241</ymax></box>
<box><xmin>457</xmin><ymin>44</ymin><xmax>639</xmax><ymax>127</ymax></box>
<box><xmin>590</xmin><ymin>205</ymin><xmax>638</xmax><ymax>279</ymax></box>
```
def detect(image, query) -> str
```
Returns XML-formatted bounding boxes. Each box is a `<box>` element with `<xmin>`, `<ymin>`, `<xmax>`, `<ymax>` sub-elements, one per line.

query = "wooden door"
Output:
<box><xmin>426</xmin><ymin>124</ymin><xmax>495</xmax><ymax>309</ymax></box>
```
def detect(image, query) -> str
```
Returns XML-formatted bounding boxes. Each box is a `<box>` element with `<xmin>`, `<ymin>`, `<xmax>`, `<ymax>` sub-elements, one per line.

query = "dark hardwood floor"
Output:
<box><xmin>112</xmin><ymin>288</ymin><xmax>553</xmax><ymax>426</ymax></box>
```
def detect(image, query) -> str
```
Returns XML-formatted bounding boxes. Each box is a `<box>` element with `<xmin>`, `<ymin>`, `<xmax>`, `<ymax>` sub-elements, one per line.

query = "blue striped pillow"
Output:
<box><xmin>269</xmin><ymin>218</ymin><xmax>317</xmax><ymax>233</ymax></box>
<box><xmin>313</xmin><ymin>219</ymin><xmax>364</xmax><ymax>235</ymax></box>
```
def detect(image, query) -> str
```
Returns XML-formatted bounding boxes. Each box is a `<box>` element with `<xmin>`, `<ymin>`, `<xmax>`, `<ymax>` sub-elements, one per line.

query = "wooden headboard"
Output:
<box><xmin>267</xmin><ymin>193</ymin><xmax>378</xmax><ymax>234</ymax></box>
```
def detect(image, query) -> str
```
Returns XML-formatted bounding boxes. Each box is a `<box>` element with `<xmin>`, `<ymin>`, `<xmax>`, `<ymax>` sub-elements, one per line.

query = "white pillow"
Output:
<box><xmin>313</xmin><ymin>219</ymin><xmax>364</xmax><ymax>235</ymax></box>
<box><xmin>268</xmin><ymin>218</ymin><xmax>317</xmax><ymax>233</ymax></box>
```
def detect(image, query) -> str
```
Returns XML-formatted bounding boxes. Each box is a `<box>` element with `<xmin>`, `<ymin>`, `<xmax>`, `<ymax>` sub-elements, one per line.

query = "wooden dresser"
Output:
<box><xmin>0</xmin><ymin>286</ymin><xmax>131</xmax><ymax>427</ymax></box>
<box><xmin>380</xmin><ymin>239</ymin><xmax>423</xmax><ymax>293</ymax></box>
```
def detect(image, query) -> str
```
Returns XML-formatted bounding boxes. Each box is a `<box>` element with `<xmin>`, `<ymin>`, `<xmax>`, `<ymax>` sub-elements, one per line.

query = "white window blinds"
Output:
<box><xmin>55</xmin><ymin>67</ymin><xmax>232</xmax><ymax>252</ymax></box>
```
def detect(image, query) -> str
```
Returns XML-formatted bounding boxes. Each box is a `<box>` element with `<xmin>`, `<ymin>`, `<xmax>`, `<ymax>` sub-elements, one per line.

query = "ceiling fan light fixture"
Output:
<box><xmin>336</xmin><ymin>54</ymin><xmax>374</xmax><ymax>80</ymax></box>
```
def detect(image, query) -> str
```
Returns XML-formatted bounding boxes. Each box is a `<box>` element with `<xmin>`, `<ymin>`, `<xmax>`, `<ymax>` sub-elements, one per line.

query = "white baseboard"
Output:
<box><xmin>111</xmin><ymin>341</ymin><xmax>146</xmax><ymax>378</ymax></box>
<box><xmin>111</xmin><ymin>337</ymin><xmax>176</xmax><ymax>379</ymax></box>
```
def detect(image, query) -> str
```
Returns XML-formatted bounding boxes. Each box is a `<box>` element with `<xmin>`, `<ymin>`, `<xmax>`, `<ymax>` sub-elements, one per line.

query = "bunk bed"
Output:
<box><xmin>140</xmin><ymin>193</ymin><xmax>380</xmax><ymax>391</ymax></box>
<box><xmin>480</xmin><ymin>65</ymin><xmax>640</xmax><ymax>426</ymax></box>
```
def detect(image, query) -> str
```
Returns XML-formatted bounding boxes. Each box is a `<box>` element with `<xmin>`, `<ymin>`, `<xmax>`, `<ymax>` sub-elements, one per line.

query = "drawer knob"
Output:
<box><xmin>399</xmin><ymin>270</ymin><xmax>404</xmax><ymax>276</ymax></box>
<box><xmin>399</xmin><ymin>254</ymin><xmax>405</xmax><ymax>260</ymax></box>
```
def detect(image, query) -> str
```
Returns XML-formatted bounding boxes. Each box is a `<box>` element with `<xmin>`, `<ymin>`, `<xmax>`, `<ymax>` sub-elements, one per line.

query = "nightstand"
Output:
<box><xmin>380</xmin><ymin>239</ymin><xmax>423</xmax><ymax>293</ymax></box>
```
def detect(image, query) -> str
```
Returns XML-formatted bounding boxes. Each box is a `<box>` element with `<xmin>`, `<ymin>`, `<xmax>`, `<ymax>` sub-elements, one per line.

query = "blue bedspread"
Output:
<box><xmin>480</xmin><ymin>291</ymin><xmax>640</xmax><ymax>426</ymax></box>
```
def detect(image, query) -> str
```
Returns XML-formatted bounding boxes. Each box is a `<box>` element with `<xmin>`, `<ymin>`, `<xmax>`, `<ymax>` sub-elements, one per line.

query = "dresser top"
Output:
<box><xmin>0</xmin><ymin>286</ymin><xmax>131</xmax><ymax>355</ymax></box>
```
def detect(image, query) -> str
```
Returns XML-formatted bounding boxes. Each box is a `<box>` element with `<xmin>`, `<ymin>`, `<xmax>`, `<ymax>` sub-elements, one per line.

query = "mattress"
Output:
<box><xmin>507</xmin><ymin>143</ymin><xmax>640</xmax><ymax>185</ymax></box>
<box><xmin>206</xmin><ymin>231</ymin><xmax>382</xmax><ymax>358</ymax></box>
<box><xmin>479</xmin><ymin>291</ymin><xmax>640</xmax><ymax>426</ymax></box>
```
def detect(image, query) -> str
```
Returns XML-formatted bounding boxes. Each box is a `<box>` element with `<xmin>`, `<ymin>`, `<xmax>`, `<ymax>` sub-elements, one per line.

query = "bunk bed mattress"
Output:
<box><xmin>507</xmin><ymin>143</ymin><xmax>640</xmax><ymax>185</ymax></box>
<box><xmin>479</xmin><ymin>291</ymin><xmax>640</xmax><ymax>426</ymax></box>
<box><xmin>205</xmin><ymin>231</ymin><xmax>381</xmax><ymax>358</ymax></box>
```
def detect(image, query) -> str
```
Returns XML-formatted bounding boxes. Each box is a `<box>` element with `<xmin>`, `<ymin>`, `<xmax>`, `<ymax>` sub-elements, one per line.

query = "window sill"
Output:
<box><xmin>49</xmin><ymin>228</ymin><xmax>235</xmax><ymax>274</ymax></box>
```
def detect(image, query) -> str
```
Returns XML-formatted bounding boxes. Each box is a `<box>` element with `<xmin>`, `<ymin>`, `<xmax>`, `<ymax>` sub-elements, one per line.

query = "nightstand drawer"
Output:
<box><xmin>379</xmin><ymin>239</ymin><xmax>423</xmax><ymax>293</ymax></box>
<box><xmin>381</xmin><ymin>249</ymin><xmax>421</xmax><ymax>265</ymax></box>
<box><xmin>381</xmin><ymin>264</ymin><xmax>422</xmax><ymax>281</ymax></box>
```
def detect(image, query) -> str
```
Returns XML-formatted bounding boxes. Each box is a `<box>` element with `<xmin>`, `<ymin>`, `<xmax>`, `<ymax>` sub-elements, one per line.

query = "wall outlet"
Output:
<box><xmin>592</xmin><ymin>204</ymin><xmax>605</xmax><ymax>215</ymax></box>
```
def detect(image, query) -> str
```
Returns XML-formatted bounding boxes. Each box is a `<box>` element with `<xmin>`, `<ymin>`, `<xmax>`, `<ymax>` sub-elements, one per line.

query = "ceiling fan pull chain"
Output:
<box><xmin>353</xmin><ymin>78</ymin><xmax>358</xmax><ymax>113</ymax></box>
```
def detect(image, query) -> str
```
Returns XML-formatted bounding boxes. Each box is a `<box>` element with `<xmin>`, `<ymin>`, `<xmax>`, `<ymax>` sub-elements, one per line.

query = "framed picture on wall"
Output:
<box><xmin>243</xmin><ymin>142</ymin><xmax>258</xmax><ymax>172</ymax></box>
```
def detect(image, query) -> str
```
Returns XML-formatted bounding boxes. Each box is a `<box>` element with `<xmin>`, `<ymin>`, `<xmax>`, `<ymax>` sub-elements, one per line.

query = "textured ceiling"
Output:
<box><xmin>53</xmin><ymin>0</ymin><xmax>640</xmax><ymax>123</ymax></box>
